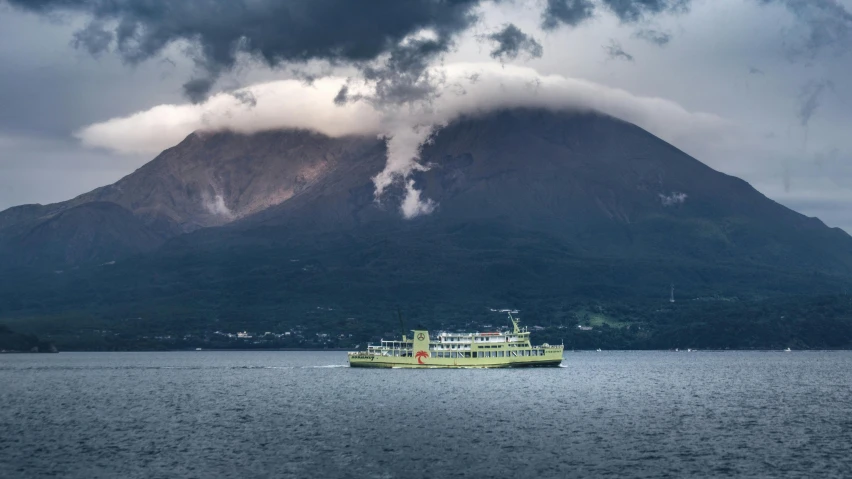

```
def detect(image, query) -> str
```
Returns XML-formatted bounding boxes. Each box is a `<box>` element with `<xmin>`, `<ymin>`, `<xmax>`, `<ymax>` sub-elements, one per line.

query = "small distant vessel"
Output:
<box><xmin>596</xmin><ymin>348</ymin><xmax>602</xmax><ymax>352</ymax></box>
<box><xmin>784</xmin><ymin>347</ymin><xmax>792</xmax><ymax>352</ymax></box>
<box><xmin>195</xmin><ymin>348</ymin><xmax>202</xmax><ymax>351</ymax></box>
<box><xmin>348</xmin><ymin>312</ymin><xmax>563</xmax><ymax>368</ymax></box>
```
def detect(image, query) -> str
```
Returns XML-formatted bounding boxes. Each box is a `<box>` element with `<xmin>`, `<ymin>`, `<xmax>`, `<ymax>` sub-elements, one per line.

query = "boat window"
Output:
<box><xmin>472</xmin><ymin>352</ymin><xmax>477</xmax><ymax>358</ymax></box>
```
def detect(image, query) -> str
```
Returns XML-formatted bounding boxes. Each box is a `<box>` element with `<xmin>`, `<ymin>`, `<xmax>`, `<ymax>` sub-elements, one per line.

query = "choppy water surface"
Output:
<box><xmin>1</xmin><ymin>351</ymin><xmax>851</xmax><ymax>478</ymax></box>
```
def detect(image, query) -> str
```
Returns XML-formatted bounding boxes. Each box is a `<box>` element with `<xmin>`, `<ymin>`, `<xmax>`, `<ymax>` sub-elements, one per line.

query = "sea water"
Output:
<box><xmin>1</xmin><ymin>351</ymin><xmax>850</xmax><ymax>478</ymax></box>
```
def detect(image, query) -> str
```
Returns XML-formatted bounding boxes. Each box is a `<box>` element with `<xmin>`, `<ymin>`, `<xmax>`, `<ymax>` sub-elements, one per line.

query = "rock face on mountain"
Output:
<box><xmin>0</xmin><ymin>130</ymin><xmax>381</xmax><ymax>267</ymax></box>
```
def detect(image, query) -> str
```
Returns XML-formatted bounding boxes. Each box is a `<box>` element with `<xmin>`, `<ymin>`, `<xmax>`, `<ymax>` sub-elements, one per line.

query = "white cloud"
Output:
<box><xmin>203</xmin><ymin>194</ymin><xmax>234</xmax><ymax>218</ymax></box>
<box><xmin>659</xmin><ymin>192</ymin><xmax>688</xmax><ymax>206</ymax></box>
<box><xmin>401</xmin><ymin>179</ymin><xmax>437</xmax><ymax>219</ymax></box>
<box><xmin>75</xmin><ymin>77</ymin><xmax>383</xmax><ymax>155</ymax></box>
<box><xmin>77</xmin><ymin>62</ymin><xmax>736</xmax><ymax>218</ymax></box>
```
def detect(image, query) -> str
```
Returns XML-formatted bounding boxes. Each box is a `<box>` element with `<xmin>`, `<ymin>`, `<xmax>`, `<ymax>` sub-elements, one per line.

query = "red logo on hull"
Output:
<box><xmin>415</xmin><ymin>351</ymin><xmax>428</xmax><ymax>364</ymax></box>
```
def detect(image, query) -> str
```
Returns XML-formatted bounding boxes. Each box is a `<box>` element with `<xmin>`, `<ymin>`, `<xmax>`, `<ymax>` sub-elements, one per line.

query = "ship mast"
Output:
<box><xmin>507</xmin><ymin>311</ymin><xmax>521</xmax><ymax>334</ymax></box>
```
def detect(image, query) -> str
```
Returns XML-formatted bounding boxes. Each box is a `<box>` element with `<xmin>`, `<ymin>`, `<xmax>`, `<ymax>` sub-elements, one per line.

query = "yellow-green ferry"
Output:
<box><xmin>348</xmin><ymin>313</ymin><xmax>563</xmax><ymax>368</ymax></box>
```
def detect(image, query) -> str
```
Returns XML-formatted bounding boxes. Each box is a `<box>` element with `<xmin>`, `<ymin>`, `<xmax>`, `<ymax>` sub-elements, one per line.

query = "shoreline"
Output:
<box><xmin>4</xmin><ymin>348</ymin><xmax>852</xmax><ymax>354</ymax></box>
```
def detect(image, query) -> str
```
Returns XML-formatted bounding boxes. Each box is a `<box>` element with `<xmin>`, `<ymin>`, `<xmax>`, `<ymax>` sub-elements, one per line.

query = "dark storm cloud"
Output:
<box><xmin>483</xmin><ymin>24</ymin><xmax>543</xmax><ymax>61</ymax></box>
<box><xmin>601</xmin><ymin>0</ymin><xmax>692</xmax><ymax>23</ymax></box>
<box><xmin>360</xmin><ymin>35</ymin><xmax>452</xmax><ymax>106</ymax></box>
<box><xmin>760</xmin><ymin>0</ymin><xmax>852</xmax><ymax>59</ymax></box>
<box><xmin>541</xmin><ymin>0</ymin><xmax>596</xmax><ymax>30</ymax></box>
<box><xmin>183</xmin><ymin>78</ymin><xmax>216</xmax><ymax>104</ymax></box>
<box><xmin>633</xmin><ymin>28</ymin><xmax>672</xmax><ymax>46</ymax></box>
<box><xmin>231</xmin><ymin>90</ymin><xmax>257</xmax><ymax>108</ymax></box>
<box><xmin>798</xmin><ymin>79</ymin><xmax>833</xmax><ymax>127</ymax></box>
<box><xmin>604</xmin><ymin>39</ymin><xmax>634</xmax><ymax>61</ymax></box>
<box><xmin>333</xmin><ymin>85</ymin><xmax>350</xmax><ymax>106</ymax></box>
<box><xmin>6</xmin><ymin>0</ymin><xmax>482</xmax><ymax>102</ymax></box>
<box><xmin>70</xmin><ymin>20</ymin><xmax>112</xmax><ymax>56</ymax></box>
<box><xmin>541</xmin><ymin>0</ymin><xmax>691</xmax><ymax>30</ymax></box>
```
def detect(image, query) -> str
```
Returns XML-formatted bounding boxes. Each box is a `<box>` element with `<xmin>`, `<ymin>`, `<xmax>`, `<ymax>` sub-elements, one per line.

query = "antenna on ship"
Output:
<box><xmin>397</xmin><ymin>307</ymin><xmax>407</xmax><ymax>339</ymax></box>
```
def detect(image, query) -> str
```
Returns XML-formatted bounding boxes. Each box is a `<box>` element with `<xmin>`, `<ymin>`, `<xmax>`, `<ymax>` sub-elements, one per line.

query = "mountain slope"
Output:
<box><xmin>1</xmin><ymin>108</ymin><xmax>852</xmax><ymax>347</ymax></box>
<box><xmin>234</xmin><ymin>109</ymin><xmax>852</xmax><ymax>273</ymax></box>
<box><xmin>0</xmin><ymin>202</ymin><xmax>165</xmax><ymax>268</ymax></box>
<box><xmin>0</xmin><ymin>130</ymin><xmax>381</xmax><ymax>267</ymax></box>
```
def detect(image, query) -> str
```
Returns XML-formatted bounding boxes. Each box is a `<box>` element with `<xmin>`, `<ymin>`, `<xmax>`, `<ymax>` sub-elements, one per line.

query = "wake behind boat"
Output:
<box><xmin>348</xmin><ymin>313</ymin><xmax>564</xmax><ymax>368</ymax></box>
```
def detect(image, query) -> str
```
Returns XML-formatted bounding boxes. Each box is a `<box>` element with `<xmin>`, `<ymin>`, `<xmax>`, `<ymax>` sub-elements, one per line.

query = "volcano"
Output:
<box><xmin>1</xmin><ymin>108</ymin><xmax>851</xmax><ymax>339</ymax></box>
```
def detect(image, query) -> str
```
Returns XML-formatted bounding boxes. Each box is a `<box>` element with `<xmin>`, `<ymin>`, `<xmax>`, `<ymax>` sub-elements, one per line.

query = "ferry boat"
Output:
<box><xmin>348</xmin><ymin>313</ymin><xmax>564</xmax><ymax>368</ymax></box>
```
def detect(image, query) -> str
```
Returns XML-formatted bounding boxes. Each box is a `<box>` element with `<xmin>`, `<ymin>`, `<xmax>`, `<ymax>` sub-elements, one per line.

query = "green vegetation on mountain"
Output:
<box><xmin>0</xmin><ymin>323</ymin><xmax>57</xmax><ymax>353</ymax></box>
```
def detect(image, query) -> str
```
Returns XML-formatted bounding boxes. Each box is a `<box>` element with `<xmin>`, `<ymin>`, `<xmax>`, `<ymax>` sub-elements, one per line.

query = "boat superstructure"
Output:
<box><xmin>348</xmin><ymin>313</ymin><xmax>563</xmax><ymax>368</ymax></box>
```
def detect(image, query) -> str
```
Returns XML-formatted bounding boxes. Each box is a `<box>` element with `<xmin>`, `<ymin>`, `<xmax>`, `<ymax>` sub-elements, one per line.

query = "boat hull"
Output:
<box><xmin>348</xmin><ymin>354</ymin><xmax>564</xmax><ymax>368</ymax></box>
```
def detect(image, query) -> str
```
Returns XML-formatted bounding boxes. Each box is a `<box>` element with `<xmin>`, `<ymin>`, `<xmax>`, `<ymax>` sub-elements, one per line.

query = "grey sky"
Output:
<box><xmin>1</xmin><ymin>0</ymin><xmax>851</xmax><ymax>230</ymax></box>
